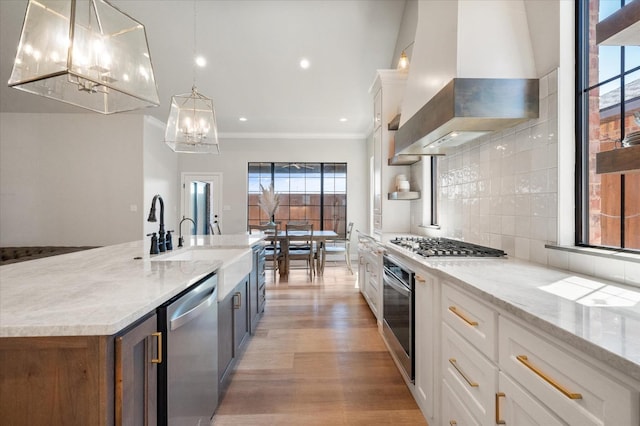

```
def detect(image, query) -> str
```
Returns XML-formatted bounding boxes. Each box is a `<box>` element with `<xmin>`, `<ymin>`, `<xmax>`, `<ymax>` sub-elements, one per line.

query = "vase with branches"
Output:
<box><xmin>258</xmin><ymin>182</ymin><xmax>280</xmax><ymax>225</ymax></box>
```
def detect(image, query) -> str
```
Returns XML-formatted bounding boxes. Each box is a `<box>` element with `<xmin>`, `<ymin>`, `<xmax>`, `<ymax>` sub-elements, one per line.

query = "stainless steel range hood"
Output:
<box><xmin>394</xmin><ymin>78</ymin><xmax>539</xmax><ymax>156</ymax></box>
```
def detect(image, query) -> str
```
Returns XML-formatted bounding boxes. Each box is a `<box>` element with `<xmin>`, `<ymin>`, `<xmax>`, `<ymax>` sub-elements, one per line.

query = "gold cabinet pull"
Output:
<box><xmin>449</xmin><ymin>421</ymin><xmax>457</xmax><ymax>425</ymax></box>
<box><xmin>416</xmin><ymin>275</ymin><xmax>426</xmax><ymax>283</ymax></box>
<box><xmin>495</xmin><ymin>392</ymin><xmax>506</xmax><ymax>424</ymax></box>
<box><xmin>449</xmin><ymin>358</ymin><xmax>479</xmax><ymax>387</ymax></box>
<box><xmin>151</xmin><ymin>332</ymin><xmax>162</xmax><ymax>364</ymax></box>
<box><xmin>448</xmin><ymin>306</ymin><xmax>478</xmax><ymax>326</ymax></box>
<box><xmin>516</xmin><ymin>355</ymin><xmax>582</xmax><ymax>399</ymax></box>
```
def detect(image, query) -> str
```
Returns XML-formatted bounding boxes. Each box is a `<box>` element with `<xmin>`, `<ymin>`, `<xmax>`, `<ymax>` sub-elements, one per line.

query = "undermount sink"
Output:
<box><xmin>151</xmin><ymin>247</ymin><xmax>253</xmax><ymax>300</ymax></box>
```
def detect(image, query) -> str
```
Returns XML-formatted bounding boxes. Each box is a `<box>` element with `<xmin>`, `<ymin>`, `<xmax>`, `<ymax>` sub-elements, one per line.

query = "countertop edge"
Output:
<box><xmin>436</xmin><ymin>269</ymin><xmax>640</xmax><ymax>384</ymax></box>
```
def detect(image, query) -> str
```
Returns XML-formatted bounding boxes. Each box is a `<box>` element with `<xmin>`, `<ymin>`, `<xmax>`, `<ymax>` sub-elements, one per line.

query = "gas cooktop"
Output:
<box><xmin>390</xmin><ymin>237</ymin><xmax>506</xmax><ymax>258</ymax></box>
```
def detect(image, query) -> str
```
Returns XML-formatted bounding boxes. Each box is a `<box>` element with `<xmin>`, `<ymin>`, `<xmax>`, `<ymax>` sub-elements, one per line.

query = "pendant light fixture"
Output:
<box><xmin>8</xmin><ymin>0</ymin><xmax>159</xmax><ymax>114</ymax></box>
<box><xmin>397</xmin><ymin>42</ymin><xmax>414</xmax><ymax>72</ymax></box>
<box><xmin>164</xmin><ymin>0</ymin><xmax>219</xmax><ymax>154</ymax></box>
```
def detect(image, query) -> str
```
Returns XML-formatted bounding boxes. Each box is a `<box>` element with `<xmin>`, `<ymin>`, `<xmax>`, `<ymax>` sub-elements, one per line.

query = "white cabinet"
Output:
<box><xmin>499</xmin><ymin>316</ymin><xmax>639</xmax><ymax>426</ymax></box>
<box><xmin>438</xmin><ymin>281</ymin><xmax>640</xmax><ymax>426</ymax></box>
<box><xmin>369</xmin><ymin>70</ymin><xmax>410</xmax><ymax>235</ymax></box>
<box><xmin>373</xmin><ymin>124</ymin><xmax>382</xmax><ymax>221</ymax></box>
<box><xmin>498</xmin><ymin>372</ymin><xmax>565</xmax><ymax>426</ymax></box>
<box><xmin>442</xmin><ymin>283</ymin><xmax>497</xmax><ymax>361</ymax></box>
<box><xmin>362</xmin><ymin>250</ymin><xmax>381</xmax><ymax>320</ymax></box>
<box><xmin>442</xmin><ymin>322</ymin><xmax>498</xmax><ymax>426</ymax></box>
<box><xmin>442</xmin><ymin>379</ymin><xmax>481</xmax><ymax>426</ymax></box>
<box><xmin>413</xmin><ymin>270</ymin><xmax>436</xmax><ymax>421</ymax></box>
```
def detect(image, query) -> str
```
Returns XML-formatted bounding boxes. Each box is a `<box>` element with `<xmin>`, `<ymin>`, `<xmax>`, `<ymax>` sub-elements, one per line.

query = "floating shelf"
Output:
<box><xmin>596</xmin><ymin>0</ymin><xmax>640</xmax><ymax>45</ymax></box>
<box><xmin>388</xmin><ymin>191</ymin><xmax>420</xmax><ymax>200</ymax></box>
<box><xmin>388</xmin><ymin>114</ymin><xmax>401</xmax><ymax>131</ymax></box>
<box><xmin>596</xmin><ymin>145</ymin><xmax>640</xmax><ymax>174</ymax></box>
<box><xmin>388</xmin><ymin>155</ymin><xmax>421</xmax><ymax>166</ymax></box>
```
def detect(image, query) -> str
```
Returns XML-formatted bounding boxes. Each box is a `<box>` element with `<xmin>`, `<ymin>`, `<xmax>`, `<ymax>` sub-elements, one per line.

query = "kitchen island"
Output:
<box><xmin>0</xmin><ymin>235</ymin><xmax>263</xmax><ymax>425</ymax></box>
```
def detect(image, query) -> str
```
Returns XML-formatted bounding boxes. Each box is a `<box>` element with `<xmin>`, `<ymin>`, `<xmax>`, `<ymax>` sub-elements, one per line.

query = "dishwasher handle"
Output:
<box><xmin>170</xmin><ymin>287</ymin><xmax>217</xmax><ymax>331</ymax></box>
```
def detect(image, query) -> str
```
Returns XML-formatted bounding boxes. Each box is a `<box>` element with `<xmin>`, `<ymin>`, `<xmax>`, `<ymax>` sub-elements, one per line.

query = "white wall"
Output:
<box><xmin>0</xmin><ymin>113</ymin><xmax>179</xmax><ymax>247</ymax></box>
<box><xmin>143</xmin><ymin>116</ymin><xmax>180</xmax><ymax>241</ymax></box>
<box><xmin>178</xmin><ymin>137</ymin><xmax>368</xmax><ymax>251</ymax></box>
<box><xmin>0</xmin><ymin>113</ymin><xmax>143</xmax><ymax>246</ymax></box>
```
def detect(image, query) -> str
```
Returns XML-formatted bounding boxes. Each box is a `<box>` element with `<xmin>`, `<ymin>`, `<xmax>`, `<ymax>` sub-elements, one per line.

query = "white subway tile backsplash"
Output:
<box><xmin>548</xmin><ymin>249</ymin><xmax>569</xmax><ymax>270</ymax></box>
<box><xmin>515</xmin><ymin>127</ymin><xmax>531</xmax><ymax>152</ymax></box>
<box><xmin>501</xmin><ymin>235</ymin><xmax>515</xmax><ymax>256</ymax></box>
<box><xmin>515</xmin><ymin>237</ymin><xmax>531</xmax><ymax>259</ymax></box>
<box><xmin>425</xmin><ymin>69</ymin><xmax>639</xmax><ymax>285</ymax></box>
<box><xmin>539</xmin><ymin>96</ymin><xmax>550</xmax><ymax>124</ymax></box>
<box><xmin>539</xmin><ymin>73</ymin><xmax>549</xmax><ymax>98</ymax></box>
<box><xmin>592</xmin><ymin>256</ymin><xmax>626</xmax><ymax>283</ymax></box>
<box><xmin>515</xmin><ymin>173</ymin><xmax>530</xmax><ymax>194</ymax></box>
<box><xmin>515</xmin><ymin>195</ymin><xmax>530</xmax><ymax>217</ymax></box>
<box><xmin>548</xmin><ymin>69</ymin><xmax>558</xmax><ymax>94</ymax></box>
<box><xmin>501</xmin><ymin>194</ymin><xmax>516</xmax><ymax>216</ymax></box>
<box><xmin>515</xmin><ymin>216</ymin><xmax>531</xmax><ymax>238</ymax></box>
<box><xmin>529</xmin><ymin>169</ymin><xmax>548</xmax><ymax>193</ymax></box>
<box><xmin>569</xmin><ymin>252</ymin><xmax>596</xmax><ymax>276</ymax></box>
<box><xmin>547</xmin><ymin>217</ymin><xmax>558</xmax><ymax>242</ymax></box>
<box><xmin>529</xmin><ymin>240</ymin><xmax>548</xmax><ymax>264</ymax></box>
<box><xmin>490</xmin><ymin>216</ymin><xmax>502</xmax><ymax>234</ymax></box>
<box><xmin>531</xmin><ymin>146</ymin><xmax>549</xmax><ymax>171</ymax></box>
<box><xmin>531</xmin><ymin>217</ymin><xmax>547</xmax><ymax>240</ymax></box>
<box><xmin>502</xmin><ymin>215</ymin><xmax>516</xmax><ymax>236</ymax></box>
<box><xmin>625</xmin><ymin>262</ymin><xmax>640</xmax><ymax>286</ymax></box>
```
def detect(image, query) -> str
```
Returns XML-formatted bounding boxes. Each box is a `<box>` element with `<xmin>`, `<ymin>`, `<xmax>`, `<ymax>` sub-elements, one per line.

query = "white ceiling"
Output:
<box><xmin>0</xmin><ymin>0</ymin><xmax>407</xmax><ymax>139</ymax></box>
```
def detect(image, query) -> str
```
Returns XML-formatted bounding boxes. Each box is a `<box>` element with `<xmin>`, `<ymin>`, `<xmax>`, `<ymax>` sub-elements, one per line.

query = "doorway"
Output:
<box><xmin>181</xmin><ymin>173</ymin><xmax>222</xmax><ymax>236</ymax></box>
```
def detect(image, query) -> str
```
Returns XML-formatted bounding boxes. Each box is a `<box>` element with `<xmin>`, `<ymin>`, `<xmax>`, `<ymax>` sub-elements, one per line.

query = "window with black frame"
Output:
<box><xmin>577</xmin><ymin>0</ymin><xmax>640</xmax><ymax>251</ymax></box>
<box><xmin>247</xmin><ymin>162</ymin><xmax>348</xmax><ymax>237</ymax></box>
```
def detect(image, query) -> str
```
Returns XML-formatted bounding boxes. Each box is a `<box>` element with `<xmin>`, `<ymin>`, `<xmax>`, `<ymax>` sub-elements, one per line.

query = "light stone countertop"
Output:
<box><xmin>385</xmin><ymin>243</ymin><xmax>640</xmax><ymax>383</ymax></box>
<box><xmin>0</xmin><ymin>235</ymin><xmax>264</xmax><ymax>338</ymax></box>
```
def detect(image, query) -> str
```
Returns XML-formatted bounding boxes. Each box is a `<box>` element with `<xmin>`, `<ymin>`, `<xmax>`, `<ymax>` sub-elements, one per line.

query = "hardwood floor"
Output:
<box><xmin>212</xmin><ymin>265</ymin><xmax>427</xmax><ymax>425</ymax></box>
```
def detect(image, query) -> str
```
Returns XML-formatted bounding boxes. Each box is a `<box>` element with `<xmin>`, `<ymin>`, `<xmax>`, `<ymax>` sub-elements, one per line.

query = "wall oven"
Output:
<box><xmin>382</xmin><ymin>253</ymin><xmax>415</xmax><ymax>382</ymax></box>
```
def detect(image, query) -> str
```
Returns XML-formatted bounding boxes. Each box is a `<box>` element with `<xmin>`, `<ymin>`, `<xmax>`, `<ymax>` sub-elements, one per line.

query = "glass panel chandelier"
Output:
<box><xmin>8</xmin><ymin>0</ymin><xmax>160</xmax><ymax>114</ymax></box>
<box><xmin>164</xmin><ymin>0</ymin><xmax>219</xmax><ymax>154</ymax></box>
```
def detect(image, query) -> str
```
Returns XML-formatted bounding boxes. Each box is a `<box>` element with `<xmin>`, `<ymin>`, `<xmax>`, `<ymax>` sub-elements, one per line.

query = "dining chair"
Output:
<box><xmin>249</xmin><ymin>223</ymin><xmax>282</xmax><ymax>278</ymax></box>
<box><xmin>285</xmin><ymin>223</ymin><xmax>314</xmax><ymax>277</ymax></box>
<box><xmin>324</xmin><ymin>221</ymin><xmax>354</xmax><ymax>273</ymax></box>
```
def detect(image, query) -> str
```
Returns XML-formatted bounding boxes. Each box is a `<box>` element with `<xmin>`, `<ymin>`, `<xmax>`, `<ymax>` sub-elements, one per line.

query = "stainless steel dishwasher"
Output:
<box><xmin>157</xmin><ymin>271</ymin><xmax>219</xmax><ymax>426</ymax></box>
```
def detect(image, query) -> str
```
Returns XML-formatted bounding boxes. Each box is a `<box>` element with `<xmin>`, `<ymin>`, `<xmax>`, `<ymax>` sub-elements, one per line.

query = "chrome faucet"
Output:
<box><xmin>147</xmin><ymin>194</ymin><xmax>167</xmax><ymax>253</ymax></box>
<box><xmin>178</xmin><ymin>216</ymin><xmax>196</xmax><ymax>248</ymax></box>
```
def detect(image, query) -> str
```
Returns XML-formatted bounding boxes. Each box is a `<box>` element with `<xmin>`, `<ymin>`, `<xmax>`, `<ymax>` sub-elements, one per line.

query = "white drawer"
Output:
<box><xmin>499</xmin><ymin>316</ymin><xmax>639</xmax><ymax>426</ymax></box>
<box><xmin>442</xmin><ymin>379</ymin><xmax>481</xmax><ymax>426</ymax></box>
<box><xmin>498</xmin><ymin>371</ymin><xmax>566</xmax><ymax>426</ymax></box>
<box><xmin>442</xmin><ymin>322</ymin><xmax>498</xmax><ymax>426</ymax></box>
<box><xmin>442</xmin><ymin>283</ymin><xmax>497</xmax><ymax>361</ymax></box>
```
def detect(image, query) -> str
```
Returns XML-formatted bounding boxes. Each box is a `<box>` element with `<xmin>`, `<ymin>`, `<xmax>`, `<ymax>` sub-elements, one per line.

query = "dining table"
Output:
<box><xmin>274</xmin><ymin>230</ymin><xmax>338</xmax><ymax>276</ymax></box>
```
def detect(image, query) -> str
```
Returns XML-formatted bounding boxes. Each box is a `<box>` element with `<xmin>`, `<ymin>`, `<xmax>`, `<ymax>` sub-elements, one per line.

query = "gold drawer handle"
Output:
<box><xmin>495</xmin><ymin>392</ymin><xmax>506</xmax><ymax>424</ymax></box>
<box><xmin>416</xmin><ymin>275</ymin><xmax>426</xmax><ymax>283</ymax></box>
<box><xmin>151</xmin><ymin>332</ymin><xmax>162</xmax><ymax>364</ymax></box>
<box><xmin>448</xmin><ymin>306</ymin><xmax>478</xmax><ymax>326</ymax></box>
<box><xmin>449</xmin><ymin>358</ymin><xmax>479</xmax><ymax>388</ymax></box>
<box><xmin>516</xmin><ymin>355</ymin><xmax>582</xmax><ymax>400</ymax></box>
<box><xmin>450</xmin><ymin>421</ymin><xmax>457</xmax><ymax>426</ymax></box>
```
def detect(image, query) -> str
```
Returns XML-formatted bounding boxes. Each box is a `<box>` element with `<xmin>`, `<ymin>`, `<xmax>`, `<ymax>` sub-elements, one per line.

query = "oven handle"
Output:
<box><xmin>384</xmin><ymin>271</ymin><xmax>411</xmax><ymax>297</ymax></box>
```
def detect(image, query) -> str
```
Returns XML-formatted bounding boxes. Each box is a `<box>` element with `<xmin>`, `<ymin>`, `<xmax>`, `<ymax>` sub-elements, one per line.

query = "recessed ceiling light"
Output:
<box><xmin>299</xmin><ymin>58</ymin><xmax>310</xmax><ymax>69</ymax></box>
<box><xmin>339</xmin><ymin>117</ymin><xmax>348</xmax><ymax>122</ymax></box>
<box><xmin>239</xmin><ymin>117</ymin><xmax>248</xmax><ymax>122</ymax></box>
<box><xmin>195</xmin><ymin>56</ymin><xmax>206</xmax><ymax>67</ymax></box>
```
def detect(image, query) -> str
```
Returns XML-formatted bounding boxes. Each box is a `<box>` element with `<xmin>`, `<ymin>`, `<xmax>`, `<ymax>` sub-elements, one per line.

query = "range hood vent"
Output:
<box><xmin>394</xmin><ymin>78</ymin><xmax>539</xmax><ymax>155</ymax></box>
